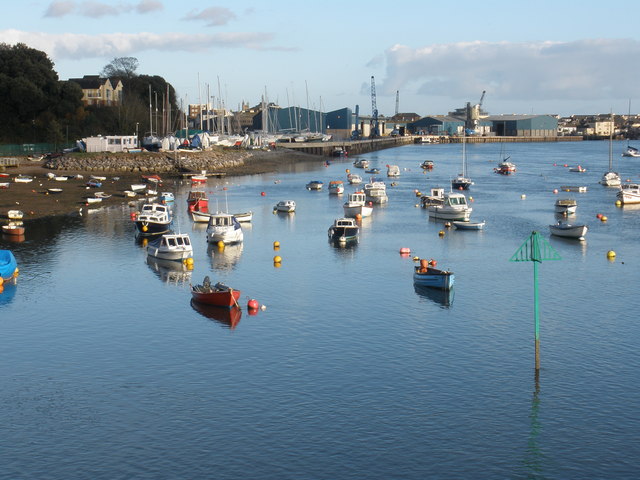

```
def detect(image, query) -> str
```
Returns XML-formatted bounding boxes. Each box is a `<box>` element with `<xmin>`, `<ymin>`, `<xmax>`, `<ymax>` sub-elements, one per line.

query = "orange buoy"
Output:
<box><xmin>420</xmin><ymin>259</ymin><xmax>429</xmax><ymax>269</ymax></box>
<box><xmin>399</xmin><ymin>247</ymin><xmax>411</xmax><ymax>254</ymax></box>
<box><xmin>429</xmin><ymin>259</ymin><xmax>437</xmax><ymax>267</ymax></box>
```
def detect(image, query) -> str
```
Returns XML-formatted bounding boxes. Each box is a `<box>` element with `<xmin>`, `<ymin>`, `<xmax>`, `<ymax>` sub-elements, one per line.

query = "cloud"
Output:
<box><xmin>43</xmin><ymin>0</ymin><xmax>162</xmax><ymax>18</ymax></box>
<box><xmin>182</xmin><ymin>7</ymin><xmax>236</xmax><ymax>27</ymax></box>
<box><xmin>0</xmin><ymin>29</ymin><xmax>292</xmax><ymax>58</ymax></box>
<box><xmin>44</xmin><ymin>1</ymin><xmax>75</xmax><ymax>17</ymax></box>
<box><xmin>377</xmin><ymin>39</ymin><xmax>639</xmax><ymax>103</ymax></box>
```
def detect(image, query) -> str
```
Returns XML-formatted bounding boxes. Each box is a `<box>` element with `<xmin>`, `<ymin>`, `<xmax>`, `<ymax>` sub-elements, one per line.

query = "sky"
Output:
<box><xmin>2</xmin><ymin>0</ymin><xmax>640</xmax><ymax>118</ymax></box>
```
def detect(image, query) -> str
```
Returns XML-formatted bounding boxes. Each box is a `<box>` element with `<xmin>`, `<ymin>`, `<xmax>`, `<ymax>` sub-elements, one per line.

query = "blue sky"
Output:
<box><xmin>2</xmin><ymin>0</ymin><xmax>640</xmax><ymax>117</ymax></box>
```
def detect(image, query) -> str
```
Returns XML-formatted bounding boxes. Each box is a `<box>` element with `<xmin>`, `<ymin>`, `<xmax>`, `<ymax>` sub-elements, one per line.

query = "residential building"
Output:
<box><xmin>68</xmin><ymin>75</ymin><xmax>123</xmax><ymax>106</ymax></box>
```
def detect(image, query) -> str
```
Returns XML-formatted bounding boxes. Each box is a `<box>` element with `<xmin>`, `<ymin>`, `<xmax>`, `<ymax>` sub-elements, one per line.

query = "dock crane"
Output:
<box><xmin>370</xmin><ymin>76</ymin><xmax>379</xmax><ymax>138</ymax></box>
<box><xmin>395</xmin><ymin>90</ymin><xmax>399</xmax><ymax>116</ymax></box>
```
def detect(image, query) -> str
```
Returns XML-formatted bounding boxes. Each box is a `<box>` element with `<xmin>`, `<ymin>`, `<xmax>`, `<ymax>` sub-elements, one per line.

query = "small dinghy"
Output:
<box><xmin>191</xmin><ymin>276</ymin><xmax>241</xmax><ymax>307</ymax></box>
<box><xmin>549</xmin><ymin>221</ymin><xmax>588</xmax><ymax>240</ymax></box>
<box><xmin>452</xmin><ymin>220</ymin><xmax>485</xmax><ymax>230</ymax></box>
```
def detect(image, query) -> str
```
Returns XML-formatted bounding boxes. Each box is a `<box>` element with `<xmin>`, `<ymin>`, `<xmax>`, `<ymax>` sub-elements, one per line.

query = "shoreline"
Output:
<box><xmin>1</xmin><ymin>149</ymin><xmax>324</xmax><ymax>222</ymax></box>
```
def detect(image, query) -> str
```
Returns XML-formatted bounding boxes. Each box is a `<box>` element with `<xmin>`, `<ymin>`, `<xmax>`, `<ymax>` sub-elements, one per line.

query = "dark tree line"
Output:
<box><xmin>0</xmin><ymin>44</ymin><xmax>180</xmax><ymax>146</ymax></box>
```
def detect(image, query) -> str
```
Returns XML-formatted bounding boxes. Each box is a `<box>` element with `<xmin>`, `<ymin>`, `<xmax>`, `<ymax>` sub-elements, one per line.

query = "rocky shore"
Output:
<box><xmin>0</xmin><ymin>148</ymin><xmax>322</xmax><ymax>222</ymax></box>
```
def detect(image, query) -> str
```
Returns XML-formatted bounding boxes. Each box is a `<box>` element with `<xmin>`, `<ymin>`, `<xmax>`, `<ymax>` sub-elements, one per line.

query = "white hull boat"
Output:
<box><xmin>555</xmin><ymin>199</ymin><xmax>577</xmax><ymax>214</ymax></box>
<box><xmin>274</xmin><ymin>200</ymin><xmax>296</xmax><ymax>213</ymax></box>
<box><xmin>364</xmin><ymin>181</ymin><xmax>388</xmax><ymax>204</ymax></box>
<box><xmin>343</xmin><ymin>192</ymin><xmax>373</xmax><ymax>218</ymax></box>
<box><xmin>549</xmin><ymin>221</ymin><xmax>588</xmax><ymax>240</ymax></box>
<box><xmin>206</xmin><ymin>212</ymin><xmax>243</xmax><ymax>244</ymax></box>
<box><xmin>147</xmin><ymin>233</ymin><xmax>193</xmax><ymax>261</ymax></box>
<box><xmin>190</xmin><ymin>210</ymin><xmax>211</xmax><ymax>223</ymax></box>
<box><xmin>427</xmin><ymin>192</ymin><xmax>472</xmax><ymax>221</ymax></box>
<box><xmin>617</xmin><ymin>183</ymin><xmax>640</xmax><ymax>204</ymax></box>
<box><xmin>452</xmin><ymin>220</ymin><xmax>485</xmax><ymax>230</ymax></box>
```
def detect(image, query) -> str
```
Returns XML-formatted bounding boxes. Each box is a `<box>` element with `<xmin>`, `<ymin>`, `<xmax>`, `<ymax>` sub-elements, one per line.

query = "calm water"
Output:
<box><xmin>1</xmin><ymin>140</ymin><xmax>639</xmax><ymax>479</ymax></box>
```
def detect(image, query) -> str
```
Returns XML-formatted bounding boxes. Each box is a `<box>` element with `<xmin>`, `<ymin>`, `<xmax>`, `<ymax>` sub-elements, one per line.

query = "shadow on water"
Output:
<box><xmin>190</xmin><ymin>299</ymin><xmax>242</xmax><ymax>329</ymax></box>
<box><xmin>413</xmin><ymin>284</ymin><xmax>455</xmax><ymax>308</ymax></box>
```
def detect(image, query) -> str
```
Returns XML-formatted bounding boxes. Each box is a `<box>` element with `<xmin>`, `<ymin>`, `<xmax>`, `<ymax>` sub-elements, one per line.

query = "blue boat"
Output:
<box><xmin>413</xmin><ymin>264</ymin><xmax>454</xmax><ymax>290</ymax></box>
<box><xmin>0</xmin><ymin>249</ymin><xmax>18</xmax><ymax>282</ymax></box>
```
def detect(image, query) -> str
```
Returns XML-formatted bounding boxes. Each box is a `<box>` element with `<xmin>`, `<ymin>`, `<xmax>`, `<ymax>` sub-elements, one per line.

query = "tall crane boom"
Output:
<box><xmin>395</xmin><ymin>90</ymin><xmax>399</xmax><ymax>116</ymax></box>
<box><xmin>370</xmin><ymin>76</ymin><xmax>379</xmax><ymax>138</ymax></box>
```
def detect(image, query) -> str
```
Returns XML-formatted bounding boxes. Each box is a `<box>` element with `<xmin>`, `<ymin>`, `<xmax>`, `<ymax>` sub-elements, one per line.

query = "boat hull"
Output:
<box><xmin>2</xmin><ymin>225</ymin><xmax>25</xmax><ymax>236</ymax></box>
<box><xmin>134</xmin><ymin>221</ymin><xmax>171</xmax><ymax>236</ymax></box>
<box><xmin>427</xmin><ymin>206</ymin><xmax>472</xmax><ymax>221</ymax></box>
<box><xmin>413</xmin><ymin>268</ymin><xmax>455</xmax><ymax>290</ymax></box>
<box><xmin>549</xmin><ymin>224</ymin><xmax>588</xmax><ymax>239</ymax></box>
<box><xmin>0</xmin><ymin>249</ymin><xmax>18</xmax><ymax>281</ymax></box>
<box><xmin>191</xmin><ymin>288</ymin><xmax>241</xmax><ymax>307</ymax></box>
<box><xmin>343</xmin><ymin>204</ymin><xmax>373</xmax><ymax>218</ymax></box>
<box><xmin>452</xmin><ymin>221</ymin><xmax>485</xmax><ymax>230</ymax></box>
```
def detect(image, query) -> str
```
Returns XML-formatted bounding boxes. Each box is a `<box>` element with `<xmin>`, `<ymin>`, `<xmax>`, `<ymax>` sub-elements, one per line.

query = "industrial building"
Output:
<box><xmin>407</xmin><ymin>114</ymin><xmax>557</xmax><ymax>137</ymax></box>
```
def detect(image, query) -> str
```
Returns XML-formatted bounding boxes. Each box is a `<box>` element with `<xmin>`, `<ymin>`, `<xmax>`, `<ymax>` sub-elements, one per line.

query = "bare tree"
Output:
<box><xmin>101</xmin><ymin>57</ymin><xmax>139</xmax><ymax>80</ymax></box>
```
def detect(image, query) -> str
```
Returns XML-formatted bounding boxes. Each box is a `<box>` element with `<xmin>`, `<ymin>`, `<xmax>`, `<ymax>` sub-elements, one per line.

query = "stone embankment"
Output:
<box><xmin>43</xmin><ymin>148</ymin><xmax>252</xmax><ymax>174</ymax></box>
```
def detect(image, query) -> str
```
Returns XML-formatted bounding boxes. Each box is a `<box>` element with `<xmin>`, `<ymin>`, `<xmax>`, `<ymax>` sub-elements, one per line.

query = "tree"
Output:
<box><xmin>101</xmin><ymin>57</ymin><xmax>139</xmax><ymax>80</ymax></box>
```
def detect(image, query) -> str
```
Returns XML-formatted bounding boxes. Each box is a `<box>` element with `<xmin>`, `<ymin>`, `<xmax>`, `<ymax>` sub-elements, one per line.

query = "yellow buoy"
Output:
<box><xmin>521</xmin><ymin>194</ymin><xmax>526</xmax><ymax>199</ymax></box>
<box><xmin>607</xmin><ymin>250</ymin><xmax>616</xmax><ymax>259</ymax></box>
<box><xmin>217</xmin><ymin>240</ymin><xmax>225</xmax><ymax>248</ymax></box>
<box><xmin>142</xmin><ymin>225</ymin><xmax>148</xmax><ymax>232</ymax></box>
<box><xmin>412</xmin><ymin>256</ymin><xmax>420</xmax><ymax>262</ymax></box>
<box><xmin>615</xmin><ymin>200</ymin><xmax>622</xmax><ymax>207</ymax></box>
<box><xmin>273</xmin><ymin>241</ymin><xmax>280</xmax><ymax>248</ymax></box>
<box><xmin>601</xmin><ymin>216</ymin><xmax>608</xmax><ymax>222</ymax></box>
<box><xmin>439</xmin><ymin>230</ymin><xmax>445</xmax><ymax>237</ymax></box>
<box><xmin>185</xmin><ymin>257</ymin><xmax>194</xmax><ymax>266</ymax></box>
<box><xmin>273</xmin><ymin>255</ymin><xmax>282</xmax><ymax>263</ymax></box>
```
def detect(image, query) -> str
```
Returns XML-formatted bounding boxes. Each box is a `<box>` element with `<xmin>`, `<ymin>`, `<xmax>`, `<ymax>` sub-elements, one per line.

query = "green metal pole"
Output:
<box><xmin>533</xmin><ymin>260</ymin><xmax>540</xmax><ymax>371</ymax></box>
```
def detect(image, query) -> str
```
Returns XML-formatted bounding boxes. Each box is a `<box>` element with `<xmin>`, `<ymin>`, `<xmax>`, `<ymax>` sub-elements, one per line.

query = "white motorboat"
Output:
<box><xmin>386</xmin><ymin>165</ymin><xmax>400</xmax><ymax>177</ymax></box>
<box><xmin>306</xmin><ymin>180</ymin><xmax>324</xmax><ymax>190</ymax></box>
<box><xmin>549</xmin><ymin>221</ymin><xmax>588</xmax><ymax>240</ymax></box>
<box><xmin>353</xmin><ymin>159</ymin><xmax>369</xmax><ymax>169</ymax></box>
<box><xmin>274</xmin><ymin>200</ymin><xmax>296</xmax><ymax>213</ymax></box>
<box><xmin>555</xmin><ymin>198</ymin><xmax>577</xmax><ymax>214</ymax></box>
<box><xmin>131</xmin><ymin>184</ymin><xmax>147</xmax><ymax>192</ymax></box>
<box><xmin>617</xmin><ymin>183</ymin><xmax>640</xmax><ymax>204</ymax></box>
<box><xmin>147</xmin><ymin>233</ymin><xmax>193</xmax><ymax>261</ymax></box>
<box><xmin>160</xmin><ymin>192</ymin><xmax>175</xmax><ymax>203</ymax></box>
<box><xmin>190</xmin><ymin>210</ymin><xmax>211</xmax><ymax>223</ymax></box>
<box><xmin>427</xmin><ymin>192</ymin><xmax>472</xmax><ymax>221</ymax></box>
<box><xmin>622</xmin><ymin>145</ymin><xmax>640</xmax><ymax>157</ymax></box>
<box><xmin>347</xmin><ymin>173</ymin><xmax>362</xmax><ymax>185</ymax></box>
<box><xmin>364</xmin><ymin>180</ymin><xmax>388</xmax><ymax>204</ymax></box>
<box><xmin>343</xmin><ymin>191</ymin><xmax>373</xmax><ymax>218</ymax></box>
<box><xmin>206</xmin><ymin>212</ymin><xmax>244</xmax><ymax>244</ymax></box>
<box><xmin>14</xmin><ymin>175</ymin><xmax>33</xmax><ymax>183</ymax></box>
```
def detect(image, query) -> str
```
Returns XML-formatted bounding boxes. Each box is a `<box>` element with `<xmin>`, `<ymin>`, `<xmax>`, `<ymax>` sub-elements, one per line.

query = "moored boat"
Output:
<box><xmin>427</xmin><ymin>191</ymin><xmax>472</xmax><ymax>221</ymax></box>
<box><xmin>622</xmin><ymin>145</ymin><xmax>640</xmax><ymax>157</ymax></box>
<box><xmin>420</xmin><ymin>160</ymin><xmax>434</xmax><ymax>170</ymax></box>
<box><xmin>190</xmin><ymin>210</ymin><xmax>211</xmax><ymax>223</ymax></box>
<box><xmin>147</xmin><ymin>233</ymin><xmax>193</xmax><ymax>261</ymax></box>
<box><xmin>555</xmin><ymin>198</ymin><xmax>577</xmax><ymax>214</ymax></box>
<box><xmin>347</xmin><ymin>173</ymin><xmax>362</xmax><ymax>185</ymax></box>
<box><xmin>14</xmin><ymin>175</ymin><xmax>33</xmax><ymax>183</ymax></box>
<box><xmin>131</xmin><ymin>184</ymin><xmax>147</xmax><ymax>192</ymax></box>
<box><xmin>617</xmin><ymin>183</ymin><xmax>640</xmax><ymax>204</ymax></box>
<box><xmin>353</xmin><ymin>159</ymin><xmax>369</xmax><ymax>169</ymax></box>
<box><xmin>2</xmin><ymin>223</ymin><xmax>25</xmax><ymax>236</ymax></box>
<box><xmin>160</xmin><ymin>192</ymin><xmax>175</xmax><ymax>203</ymax></box>
<box><xmin>0</xmin><ymin>249</ymin><xmax>18</xmax><ymax>282</ymax></box>
<box><xmin>452</xmin><ymin>220</ymin><xmax>485</xmax><ymax>230</ymax></box>
<box><xmin>386</xmin><ymin>164</ymin><xmax>400</xmax><ymax>177</ymax></box>
<box><xmin>364</xmin><ymin>180</ymin><xmax>388</xmax><ymax>204</ymax></box>
<box><xmin>48</xmin><ymin>188</ymin><xmax>63</xmax><ymax>194</ymax></box>
<box><xmin>549</xmin><ymin>221</ymin><xmax>588</xmax><ymax>240</ymax></box>
<box><xmin>569</xmin><ymin>165</ymin><xmax>586</xmax><ymax>172</ymax></box>
<box><xmin>327</xmin><ymin>217</ymin><xmax>359</xmax><ymax>244</ymax></box>
<box><xmin>191</xmin><ymin>277</ymin><xmax>241</xmax><ymax>307</ymax></box>
<box><xmin>7</xmin><ymin>210</ymin><xmax>24</xmax><ymax>220</ymax></box>
<box><xmin>495</xmin><ymin>160</ymin><xmax>516</xmax><ymax>175</ymax></box>
<box><xmin>206</xmin><ymin>212</ymin><xmax>243</xmax><ymax>244</ymax></box>
<box><xmin>328</xmin><ymin>180</ymin><xmax>345</xmax><ymax>195</ymax></box>
<box><xmin>274</xmin><ymin>200</ymin><xmax>296</xmax><ymax>213</ymax></box>
<box><xmin>186</xmin><ymin>190</ymin><xmax>209</xmax><ymax>213</ymax></box>
<box><xmin>413</xmin><ymin>259</ymin><xmax>454</xmax><ymax>290</ymax></box>
<box><xmin>133</xmin><ymin>203</ymin><xmax>172</xmax><ymax>236</ymax></box>
<box><xmin>232</xmin><ymin>211</ymin><xmax>253</xmax><ymax>223</ymax></box>
<box><xmin>560</xmin><ymin>185</ymin><xmax>587</xmax><ymax>193</ymax></box>
<box><xmin>343</xmin><ymin>191</ymin><xmax>373</xmax><ymax>218</ymax></box>
<box><xmin>306</xmin><ymin>180</ymin><xmax>324</xmax><ymax>190</ymax></box>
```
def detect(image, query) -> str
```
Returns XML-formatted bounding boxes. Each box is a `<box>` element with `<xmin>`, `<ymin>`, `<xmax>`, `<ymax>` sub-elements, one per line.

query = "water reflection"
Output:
<box><xmin>1</xmin><ymin>233</ymin><xmax>26</xmax><ymax>243</ymax></box>
<box><xmin>524</xmin><ymin>373</ymin><xmax>543</xmax><ymax>477</ymax></box>
<box><xmin>190</xmin><ymin>300</ymin><xmax>242</xmax><ymax>329</ymax></box>
<box><xmin>146</xmin><ymin>257</ymin><xmax>193</xmax><ymax>285</ymax></box>
<box><xmin>0</xmin><ymin>283</ymin><xmax>17</xmax><ymax>306</ymax></box>
<box><xmin>414</xmin><ymin>284</ymin><xmax>455</xmax><ymax>308</ymax></box>
<box><xmin>548</xmin><ymin>235</ymin><xmax>588</xmax><ymax>256</ymax></box>
<box><xmin>207</xmin><ymin>243</ymin><xmax>243</xmax><ymax>271</ymax></box>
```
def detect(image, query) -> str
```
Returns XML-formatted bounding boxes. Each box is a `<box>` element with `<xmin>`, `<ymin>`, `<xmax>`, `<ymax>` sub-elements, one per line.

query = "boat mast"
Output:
<box><xmin>148</xmin><ymin>84</ymin><xmax>153</xmax><ymax>136</ymax></box>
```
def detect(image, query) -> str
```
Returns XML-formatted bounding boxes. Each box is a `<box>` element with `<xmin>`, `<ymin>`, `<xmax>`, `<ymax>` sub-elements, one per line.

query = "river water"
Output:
<box><xmin>1</xmin><ymin>140</ymin><xmax>639</xmax><ymax>479</ymax></box>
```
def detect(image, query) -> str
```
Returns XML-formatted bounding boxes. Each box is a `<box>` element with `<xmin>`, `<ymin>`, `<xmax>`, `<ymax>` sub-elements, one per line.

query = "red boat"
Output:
<box><xmin>142</xmin><ymin>174</ymin><xmax>162</xmax><ymax>184</ymax></box>
<box><xmin>191</xmin><ymin>277</ymin><xmax>241</xmax><ymax>307</ymax></box>
<box><xmin>187</xmin><ymin>190</ymin><xmax>209</xmax><ymax>213</ymax></box>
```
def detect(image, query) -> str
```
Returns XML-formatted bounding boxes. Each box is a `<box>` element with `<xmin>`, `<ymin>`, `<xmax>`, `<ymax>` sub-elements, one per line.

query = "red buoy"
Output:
<box><xmin>261</xmin><ymin>192</ymin><xmax>266</xmax><ymax>196</ymax></box>
<box><xmin>248</xmin><ymin>299</ymin><xmax>259</xmax><ymax>310</ymax></box>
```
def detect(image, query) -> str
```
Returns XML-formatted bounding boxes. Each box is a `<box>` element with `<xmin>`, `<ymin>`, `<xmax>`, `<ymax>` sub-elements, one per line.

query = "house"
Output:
<box><xmin>68</xmin><ymin>75</ymin><xmax>123</xmax><ymax>106</ymax></box>
<box><xmin>83</xmin><ymin>135</ymin><xmax>138</xmax><ymax>152</ymax></box>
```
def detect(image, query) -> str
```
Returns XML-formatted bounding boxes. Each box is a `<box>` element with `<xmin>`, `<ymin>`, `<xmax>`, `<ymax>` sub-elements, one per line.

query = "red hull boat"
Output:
<box><xmin>191</xmin><ymin>277</ymin><xmax>240</xmax><ymax>307</ymax></box>
<box><xmin>187</xmin><ymin>190</ymin><xmax>209</xmax><ymax>213</ymax></box>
